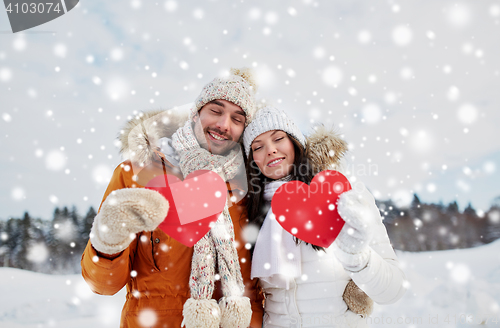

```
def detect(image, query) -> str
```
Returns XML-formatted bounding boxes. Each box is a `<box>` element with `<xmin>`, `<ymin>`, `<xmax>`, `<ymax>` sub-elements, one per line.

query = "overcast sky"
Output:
<box><xmin>1</xmin><ymin>0</ymin><xmax>499</xmax><ymax>220</ymax></box>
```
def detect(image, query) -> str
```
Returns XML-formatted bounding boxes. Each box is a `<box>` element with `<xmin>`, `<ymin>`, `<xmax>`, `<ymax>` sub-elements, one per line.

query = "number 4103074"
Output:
<box><xmin>444</xmin><ymin>314</ymin><xmax>499</xmax><ymax>325</ymax></box>
<box><xmin>6</xmin><ymin>2</ymin><xmax>62</xmax><ymax>14</ymax></box>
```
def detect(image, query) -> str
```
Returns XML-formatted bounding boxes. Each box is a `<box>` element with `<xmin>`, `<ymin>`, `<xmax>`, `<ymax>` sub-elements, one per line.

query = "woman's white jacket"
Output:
<box><xmin>259</xmin><ymin>214</ymin><xmax>406</xmax><ymax>328</ymax></box>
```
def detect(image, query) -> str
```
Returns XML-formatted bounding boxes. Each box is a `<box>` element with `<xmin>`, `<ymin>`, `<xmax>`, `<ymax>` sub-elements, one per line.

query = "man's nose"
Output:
<box><xmin>216</xmin><ymin>114</ymin><xmax>231</xmax><ymax>132</ymax></box>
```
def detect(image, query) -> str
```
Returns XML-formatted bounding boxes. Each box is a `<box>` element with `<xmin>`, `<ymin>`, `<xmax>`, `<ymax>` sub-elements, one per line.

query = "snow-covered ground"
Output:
<box><xmin>0</xmin><ymin>268</ymin><xmax>125</xmax><ymax>328</ymax></box>
<box><xmin>370</xmin><ymin>239</ymin><xmax>500</xmax><ymax>328</ymax></box>
<box><xmin>1</xmin><ymin>240</ymin><xmax>499</xmax><ymax>328</ymax></box>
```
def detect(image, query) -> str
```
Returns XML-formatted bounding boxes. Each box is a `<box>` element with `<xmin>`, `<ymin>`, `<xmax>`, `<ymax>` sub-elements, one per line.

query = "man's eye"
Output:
<box><xmin>232</xmin><ymin>117</ymin><xmax>242</xmax><ymax>123</ymax></box>
<box><xmin>211</xmin><ymin>109</ymin><xmax>221</xmax><ymax>115</ymax></box>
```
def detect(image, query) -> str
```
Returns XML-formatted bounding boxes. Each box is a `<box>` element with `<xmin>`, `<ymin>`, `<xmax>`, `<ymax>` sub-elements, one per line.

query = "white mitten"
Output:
<box><xmin>334</xmin><ymin>183</ymin><xmax>381</xmax><ymax>271</ymax></box>
<box><xmin>90</xmin><ymin>188</ymin><xmax>169</xmax><ymax>255</ymax></box>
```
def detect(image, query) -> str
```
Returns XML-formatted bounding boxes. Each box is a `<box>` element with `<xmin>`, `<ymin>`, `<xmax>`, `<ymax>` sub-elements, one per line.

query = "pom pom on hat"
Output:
<box><xmin>229</xmin><ymin>67</ymin><xmax>258</xmax><ymax>92</ymax></box>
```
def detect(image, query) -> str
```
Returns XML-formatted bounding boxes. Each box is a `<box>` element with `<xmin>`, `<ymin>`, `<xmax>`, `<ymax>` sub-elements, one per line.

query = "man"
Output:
<box><xmin>81</xmin><ymin>68</ymin><xmax>263</xmax><ymax>328</ymax></box>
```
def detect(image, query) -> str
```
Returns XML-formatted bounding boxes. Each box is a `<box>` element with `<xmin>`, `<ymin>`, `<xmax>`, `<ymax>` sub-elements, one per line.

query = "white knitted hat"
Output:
<box><xmin>243</xmin><ymin>106</ymin><xmax>306</xmax><ymax>156</ymax></box>
<box><xmin>191</xmin><ymin>67</ymin><xmax>257</xmax><ymax>126</ymax></box>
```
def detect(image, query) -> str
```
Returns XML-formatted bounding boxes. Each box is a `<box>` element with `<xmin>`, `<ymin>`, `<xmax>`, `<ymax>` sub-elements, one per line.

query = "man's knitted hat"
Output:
<box><xmin>243</xmin><ymin>106</ymin><xmax>306</xmax><ymax>156</ymax></box>
<box><xmin>191</xmin><ymin>67</ymin><xmax>257</xmax><ymax>126</ymax></box>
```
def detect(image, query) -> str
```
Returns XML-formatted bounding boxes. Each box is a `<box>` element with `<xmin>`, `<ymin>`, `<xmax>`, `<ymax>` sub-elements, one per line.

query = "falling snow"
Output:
<box><xmin>0</xmin><ymin>68</ymin><xmax>12</xmax><ymax>82</ymax></box>
<box><xmin>106</xmin><ymin>78</ymin><xmax>129</xmax><ymax>100</ymax></box>
<box><xmin>53</xmin><ymin>44</ymin><xmax>67</xmax><ymax>58</ymax></box>
<box><xmin>447</xmin><ymin>4</ymin><xmax>471</xmax><ymax>28</ymax></box>
<box><xmin>11</xmin><ymin>187</ymin><xmax>26</xmax><ymax>200</ymax></box>
<box><xmin>362</xmin><ymin>103</ymin><xmax>382</xmax><ymax>124</ymax></box>
<box><xmin>392</xmin><ymin>25</ymin><xmax>413</xmax><ymax>46</ymax></box>
<box><xmin>12</xmin><ymin>37</ymin><xmax>27</xmax><ymax>51</ymax></box>
<box><xmin>457</xmin><ymin>104</ymin><xmax>479</xmax><ymax>124</ymax></box>
<box><xmin>92</xmin><ymin>165</ymin><xmax>113</xmax><ymax>185</ymax></box>
<box><xmin>2</xmin><ymin>112</ymin><xmax>12</xmax><ymax>122</ymax></box>
<box><xmin>26</xmin><ymin>243</ymin><xmax>49</xmax><ymax>263</ymax></box>
<box><xmin>322</xmin><ymin>66</ymin><xmax>343</xmax><ymax>87</ymax></box>
<box><xmin>45</xmin><ymin>150</ymin><xmax>67</xmax><ymax>171</ymax></box>
<box><xmin>357</xmin><ymin>30</ymin><xmax>372</xmax><ymax>44</ymax></box>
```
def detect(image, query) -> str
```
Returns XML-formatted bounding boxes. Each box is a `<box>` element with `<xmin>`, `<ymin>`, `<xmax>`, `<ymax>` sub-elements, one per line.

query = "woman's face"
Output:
<box><xmin>251</xmin><ymin>130</ymin><xmax>295</xmax><ymax>180</ymax></box>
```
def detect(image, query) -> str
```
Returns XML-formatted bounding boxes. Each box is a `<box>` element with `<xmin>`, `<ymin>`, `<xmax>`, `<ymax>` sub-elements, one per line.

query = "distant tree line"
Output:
<box><xmin>1</xmin><ymin>196</ymin><xmax>500</xmax><ymax>273</ymax></box>
<box><xmin>0</xmin><ymin>206</ymin><xmax>96</xmax><ymax>274</ymax></box>
<box><xmin>379</xmin><ymin>195</ymin><xmax>500</xmax><ymax>252</ymax></box>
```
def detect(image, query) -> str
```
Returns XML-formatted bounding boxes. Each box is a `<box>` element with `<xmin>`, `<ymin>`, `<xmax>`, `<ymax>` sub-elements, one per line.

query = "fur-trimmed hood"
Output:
<box><xmin>118</xmin><ymin>109</ymin><xmax>189</xmax><ymax>166</ymax></box>
<box><xmin>118</xmin><ymin>109</ymin><xmax>348</xmax><ymax>169</ymax></box>
<box><xmin>305</xmin><ymin>125</ymin><xmax>348</xmax><ymax>173</ymax></box>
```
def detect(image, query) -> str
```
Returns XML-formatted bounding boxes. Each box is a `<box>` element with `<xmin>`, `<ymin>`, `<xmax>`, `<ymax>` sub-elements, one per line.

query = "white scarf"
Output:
<box><xmin>251</xmin><ymin>177</ymin><xmax>302</xmax><ymax>288</ymax></box>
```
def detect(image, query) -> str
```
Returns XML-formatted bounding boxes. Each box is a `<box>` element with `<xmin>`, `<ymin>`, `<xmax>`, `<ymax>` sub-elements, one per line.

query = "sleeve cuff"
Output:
<box><xmin>88</xmin><ymin>243</ymin><xmax>129</xmax><ymax>270</ymax></box>
<box><xmin>333</xmin><ymin>243</ymin><xmax>371</xmax><ymax>272</ymax></box>
<box><xmin>349</xmin><ymin>248</ymin><xmax>382</xmax><ymax>280</ymax></box>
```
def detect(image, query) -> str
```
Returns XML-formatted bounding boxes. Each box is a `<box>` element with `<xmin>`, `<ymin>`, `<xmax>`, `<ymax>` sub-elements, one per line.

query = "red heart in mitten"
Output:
<box><xmin>145</xmin><ymin>170</ymin><xmax>227</xmax><ymax>247</ymax></box>
<box><xmin>271</xmin><ymin>170</ymin><xmax>351</xmax><ymax>248</ymax></box>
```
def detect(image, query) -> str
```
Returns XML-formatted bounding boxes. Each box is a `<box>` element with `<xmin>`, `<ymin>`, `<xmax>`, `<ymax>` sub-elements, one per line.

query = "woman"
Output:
<box><xmin>242</xmin><ymin>106</ymin><xmax>406</xmax><ymax>327</ymax></box>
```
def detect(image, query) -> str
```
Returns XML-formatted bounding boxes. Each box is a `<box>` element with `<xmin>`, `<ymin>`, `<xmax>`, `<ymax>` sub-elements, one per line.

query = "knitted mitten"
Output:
<box><xmin>334</xmin><ymin>183</ymin><xmax>380</xmax><ymax>272</ymax></box>
<box><xmin>90</xmin><ymin>188</ymin><xmax>169</xmax><ymax>255</ymax></box>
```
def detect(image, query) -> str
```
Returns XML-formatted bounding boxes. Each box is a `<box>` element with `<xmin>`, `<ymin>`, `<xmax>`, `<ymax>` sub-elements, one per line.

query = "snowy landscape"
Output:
<box><xmin>1</xmin><ymin>240</ymin><xmax>499</xmax><ymax>328</ymax></box>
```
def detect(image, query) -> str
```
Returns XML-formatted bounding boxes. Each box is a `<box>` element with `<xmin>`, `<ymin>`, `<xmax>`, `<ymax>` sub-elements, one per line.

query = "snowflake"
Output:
<box><xmin>45</xmin><ymin>150</ymin><xmax>66</xmax><ymax>171</ymax></box>
<box><xmin>0</xmin><ymin>68</ymin><xmax>12</xmax><ymax>82</ymax></box>
<box><xmin>322</xmin><ymin>66</ymin><xmax>343</xmax><ymax>87</ymax></box>
<box><xmin>457</xmin><ymin>104</ymin><xmax>478</xmax><ymax>124</ymax></box>
<box><xmin>357</xmin><ymin>30</ymin><xmax>371</xmax><ymax>44</ymax></box>
<box><xmin>392</xmin><ymin>25</ymin><xmax>412</xmax><ymax>46</ymax></box>
<box><xmin>53</xmin><ymin>43</ymin><xmax>67</xmax><ymax>58</ymax></box>
<box><xmin>26</xmin><ymin>242</ymin><xmax>49</xmax><ymax>263</ymax></box>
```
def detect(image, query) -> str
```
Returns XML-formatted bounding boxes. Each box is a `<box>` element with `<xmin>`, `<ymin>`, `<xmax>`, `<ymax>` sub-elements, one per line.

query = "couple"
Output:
<box><xmin>81</xmin><ymin>68</ymin><xmax>406</xmax><ymax>328</ymax></box>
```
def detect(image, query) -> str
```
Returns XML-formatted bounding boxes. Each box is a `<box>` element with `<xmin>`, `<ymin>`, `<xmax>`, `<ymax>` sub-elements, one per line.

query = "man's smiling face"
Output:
<box><xmin>194</xmin><ymin>99</ymin><xmax>246</xmax><ymax>155</ymax></box>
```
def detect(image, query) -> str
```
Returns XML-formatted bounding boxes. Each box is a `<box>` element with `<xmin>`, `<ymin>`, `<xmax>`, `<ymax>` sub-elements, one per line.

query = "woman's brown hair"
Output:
<box><xmin>244</xmin><ymin>133</ymin><xmax>324</xmax><ymax>252</ymax></box>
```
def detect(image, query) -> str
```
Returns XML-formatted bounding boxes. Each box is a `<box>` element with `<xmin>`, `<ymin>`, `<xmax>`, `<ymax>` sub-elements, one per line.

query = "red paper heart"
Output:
<box><xmin>271</xmin><ymin>170</ymin><xmax>351</xmax><ymax>248</ymax></box>
<box><xmin>145</xmin><ymin>170</ymin><xmax>227</xmax><ymax>247</ymax></box>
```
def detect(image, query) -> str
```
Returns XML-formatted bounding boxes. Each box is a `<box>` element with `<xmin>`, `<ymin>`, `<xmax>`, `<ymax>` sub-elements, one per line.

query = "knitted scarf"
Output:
<box><xmin>171</xmin><ymin>120</ymin><xmax>246</xmax><ymax>301</ymax></box>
